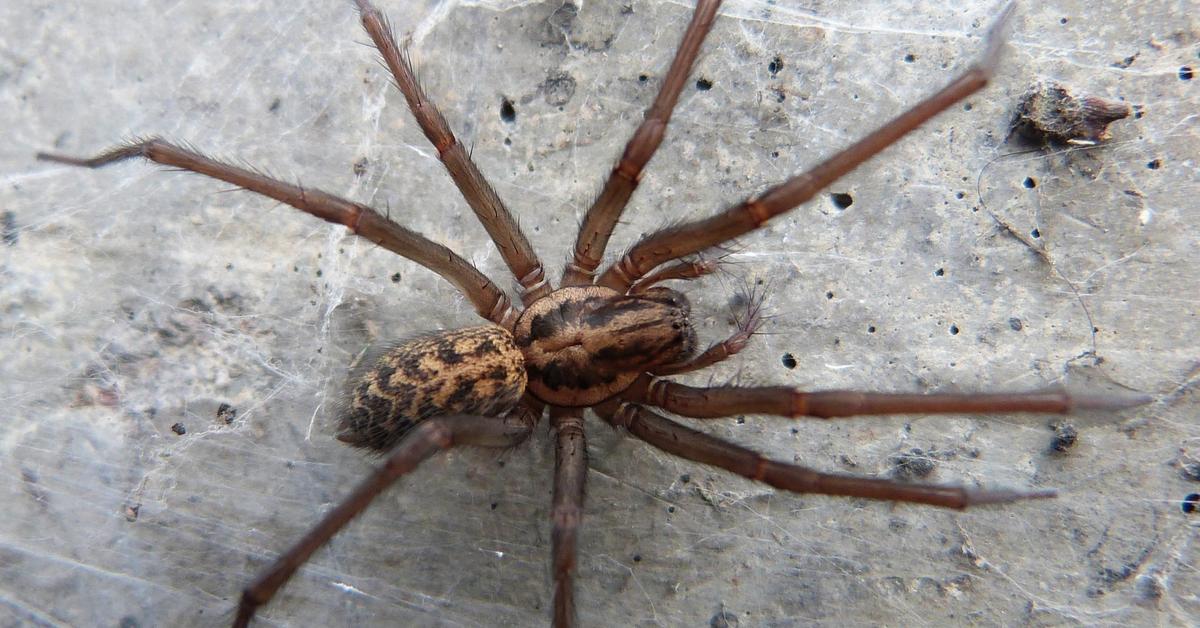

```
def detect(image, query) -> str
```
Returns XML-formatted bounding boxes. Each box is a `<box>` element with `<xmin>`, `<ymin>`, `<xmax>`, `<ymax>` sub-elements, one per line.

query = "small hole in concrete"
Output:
<box><xmin>831</xmin><ymin>192</ymin><xmax>853</xmax><ymax>209</ymax></box>
<box><xmin>499</xmin><ymin>97</ymin><xmax>516</xmax><ymax>122</ymax></box>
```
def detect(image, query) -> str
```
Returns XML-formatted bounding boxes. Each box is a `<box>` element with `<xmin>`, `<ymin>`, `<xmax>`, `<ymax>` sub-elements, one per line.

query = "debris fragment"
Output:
<box><xmin>216</xmin><ymin>402</ymin><xmax>238</xmax><ymax>425</ymax></box>
<box><xmin>1050</xmin><ymin>422</ymin><xmax>1079</xmax><ymax>453</ymax></box>
<box><xmin>891</xmin><ymin>448</ymin><xmax>936</xmax><ymax>480</ymax></box>
<box><xmin>1011</xmin><ymin>81</ymin><xmax>1131</xmax><ymax>146</ymax></box>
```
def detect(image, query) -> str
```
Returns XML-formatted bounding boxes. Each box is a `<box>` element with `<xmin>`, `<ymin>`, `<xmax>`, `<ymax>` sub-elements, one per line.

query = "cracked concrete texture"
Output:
<box><xmin>2</xmin><ymin>1</ymin><xmax>1197</xmax><ymax>626</ymax></box>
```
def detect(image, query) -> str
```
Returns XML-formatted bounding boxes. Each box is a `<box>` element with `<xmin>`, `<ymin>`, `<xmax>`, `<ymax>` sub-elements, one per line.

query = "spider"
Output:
<box><xmin>37</xmin><ymin>1</ymin><xmax>1146</xmax><ymax>626</ymax></box>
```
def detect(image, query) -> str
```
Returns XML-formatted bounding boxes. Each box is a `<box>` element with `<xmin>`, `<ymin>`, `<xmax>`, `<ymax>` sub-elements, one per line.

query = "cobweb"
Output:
<box><xmin>2</xmin><ymin>0</ymin><xmax>1197</xmax><ymax>626</ymax></box>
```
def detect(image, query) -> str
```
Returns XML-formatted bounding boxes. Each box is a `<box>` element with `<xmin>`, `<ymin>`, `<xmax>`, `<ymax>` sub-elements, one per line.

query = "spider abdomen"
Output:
<box><xmin>336</xmin><ymin>325</ymin><xmax>526</xmax><ymax>452</ymax></box>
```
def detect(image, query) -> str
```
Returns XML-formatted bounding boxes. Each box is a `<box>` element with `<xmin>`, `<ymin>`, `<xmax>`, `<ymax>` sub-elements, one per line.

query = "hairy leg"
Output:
<box><xmin>562</xmin><ymin>0</ymin><xmax>724</xmax><ymax>287</ymax></box>
<box><xmin>37</xmin><ymin>139</ymin><xmax>518</xmax><ymax>328</ymax></box>
<box><xmin>597</xmin><ymin>400</ymin><xmax>1052</xmax><ymax>509</ymax></box>
<box><xmin>628</xmin><ymin>378</ymin><xmax>1151</xmax><ymax>418</ymax></box>
<box><xmin>598</xmin><ymin>4</ymin><xmax>1015</xmax><ymax>291</ymax></box>
<box><xmin>355</xmin><ymin>0</ymin><xmax>550</xmax><ymax>303</ymax></box>
<box><xmin>549</xmin><ymin>408</ymin><xmax>587</xmax><ymax>628</ymax></box>
<box><xmin>233</xmin><ymin>411</ymin><xmax>537</xmax><ymax>628</ymax></box>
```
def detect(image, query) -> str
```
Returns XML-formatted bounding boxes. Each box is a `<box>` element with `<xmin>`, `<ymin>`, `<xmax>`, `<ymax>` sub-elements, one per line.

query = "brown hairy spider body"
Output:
<box><xmin>37</xmin><ymin>1</ymin><xmax>1147</xmax><ymax>626</ymax></box>
<box><xmin>337</xmin><ymin>326</ymin><xmax>526</xmax><ymax>452</ymax></box>
<box><xmin>342</xmin><ymin>284</ymin><xmax>697</xmax><ymax>449</ymax></box>
<box><xmin>516</xmin><ymin>286</ymin><xmax>697</xmax><ymax>406</ymax></box>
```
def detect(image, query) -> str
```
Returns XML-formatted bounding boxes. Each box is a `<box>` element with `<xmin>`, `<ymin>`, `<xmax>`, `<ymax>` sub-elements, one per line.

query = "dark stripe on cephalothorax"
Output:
<box><xmin>532</xmin><ymin>361</ymin><xmax>567</xmax><ymax>390</ymax></box>
<box><xmin>525</xmin><ymin>295</ymin><xmax>657</xmax><ymax>342</ymax></box>
<box><xmin>526</xmin><ymin>304</ymin><xmax>567</xmax><ymax>340</ymax></box>
<box><xmin>593</xmin><ymin>339</ymin><xmax>666</xmax><ymax>361</ymax></box>
<box><xmin>583</xmin><ymin>297</ymin><xmax>656</xmax><ymax>327</ymax></box>
<box><xmin>600</xmin><ymin>317</ymin><xmax>665</xmax><ymax>336</ymax></box>
<box><xmin>527</xmin><ymin>296</ymin><xmax>587</xmax><ymax>340</ymax></box>
<box><xmin>529</xmin><ymin>360</ymin><xmax>616</xmax><ymax>392</ymax></box>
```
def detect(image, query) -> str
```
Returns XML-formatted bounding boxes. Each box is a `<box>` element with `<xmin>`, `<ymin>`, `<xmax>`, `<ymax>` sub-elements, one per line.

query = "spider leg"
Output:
<box><xmin>232</xmin><ymin>411</ymin><xmax>537</xmax><ymax>628</ymax></box>
<box><xmin>549</xmin><ymin>407</ymin><xmax>587</xmax><ymax>628</ymax></box>
<box><xmin>597</xmin><ymin>3</ymin><xmax>1016</xmax><ymax>291</ymax></box>
<box><xmin>37</xmin><ymin>139</ymin><xmax>517</xmax><ymax>328</ymax></box>
<box><xmin>629</xmin><ymin>377</ymin><xmax>1152</xmax><ymax>418</ymax></box>
<box><xmin>561</xmin><ymin>0</ymin><xmax>723</xmax><ymax>287</ymax></box>
<box><xmin>597</xmin><ymin>400</ymin><xmax>1054</xmax><ymax>509</ymax></box>
<box><xmin>354</xmin><ymin>0</ymin><xmax>550</xmax><ymax>303</ymax></box>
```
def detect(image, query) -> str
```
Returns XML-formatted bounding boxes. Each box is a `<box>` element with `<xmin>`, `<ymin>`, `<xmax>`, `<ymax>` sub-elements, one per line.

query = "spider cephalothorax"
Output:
<box><xmin>37</xmin><ymin>1</ymin><xmax>1146</xmax><ymax>626</ymax></box>
<box><xmin>515</xmin><ymin>286</ymin><xmax>697</xmax><ymax>406</ymax></box>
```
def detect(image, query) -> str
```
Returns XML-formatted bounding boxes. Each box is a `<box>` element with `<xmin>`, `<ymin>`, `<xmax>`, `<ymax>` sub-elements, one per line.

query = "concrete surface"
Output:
<box><xmin>3</xmin><ymin>0</ymin><xmax>1197</xmax><ymax>626</ymax></box>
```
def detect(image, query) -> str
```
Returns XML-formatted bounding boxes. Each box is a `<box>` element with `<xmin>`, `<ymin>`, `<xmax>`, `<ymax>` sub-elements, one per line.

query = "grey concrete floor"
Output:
<box><xmin>3</xmin><ymin>1</ymin><xmax>1197</xmax><ymax>626</ymax></box>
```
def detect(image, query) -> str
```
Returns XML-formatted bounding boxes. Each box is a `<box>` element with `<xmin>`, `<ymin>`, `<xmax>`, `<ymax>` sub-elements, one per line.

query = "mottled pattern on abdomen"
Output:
<box><xmin>336</xmin><ymin>325</ymin><xmax>526</xmax><ymax>452</ymax></box>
